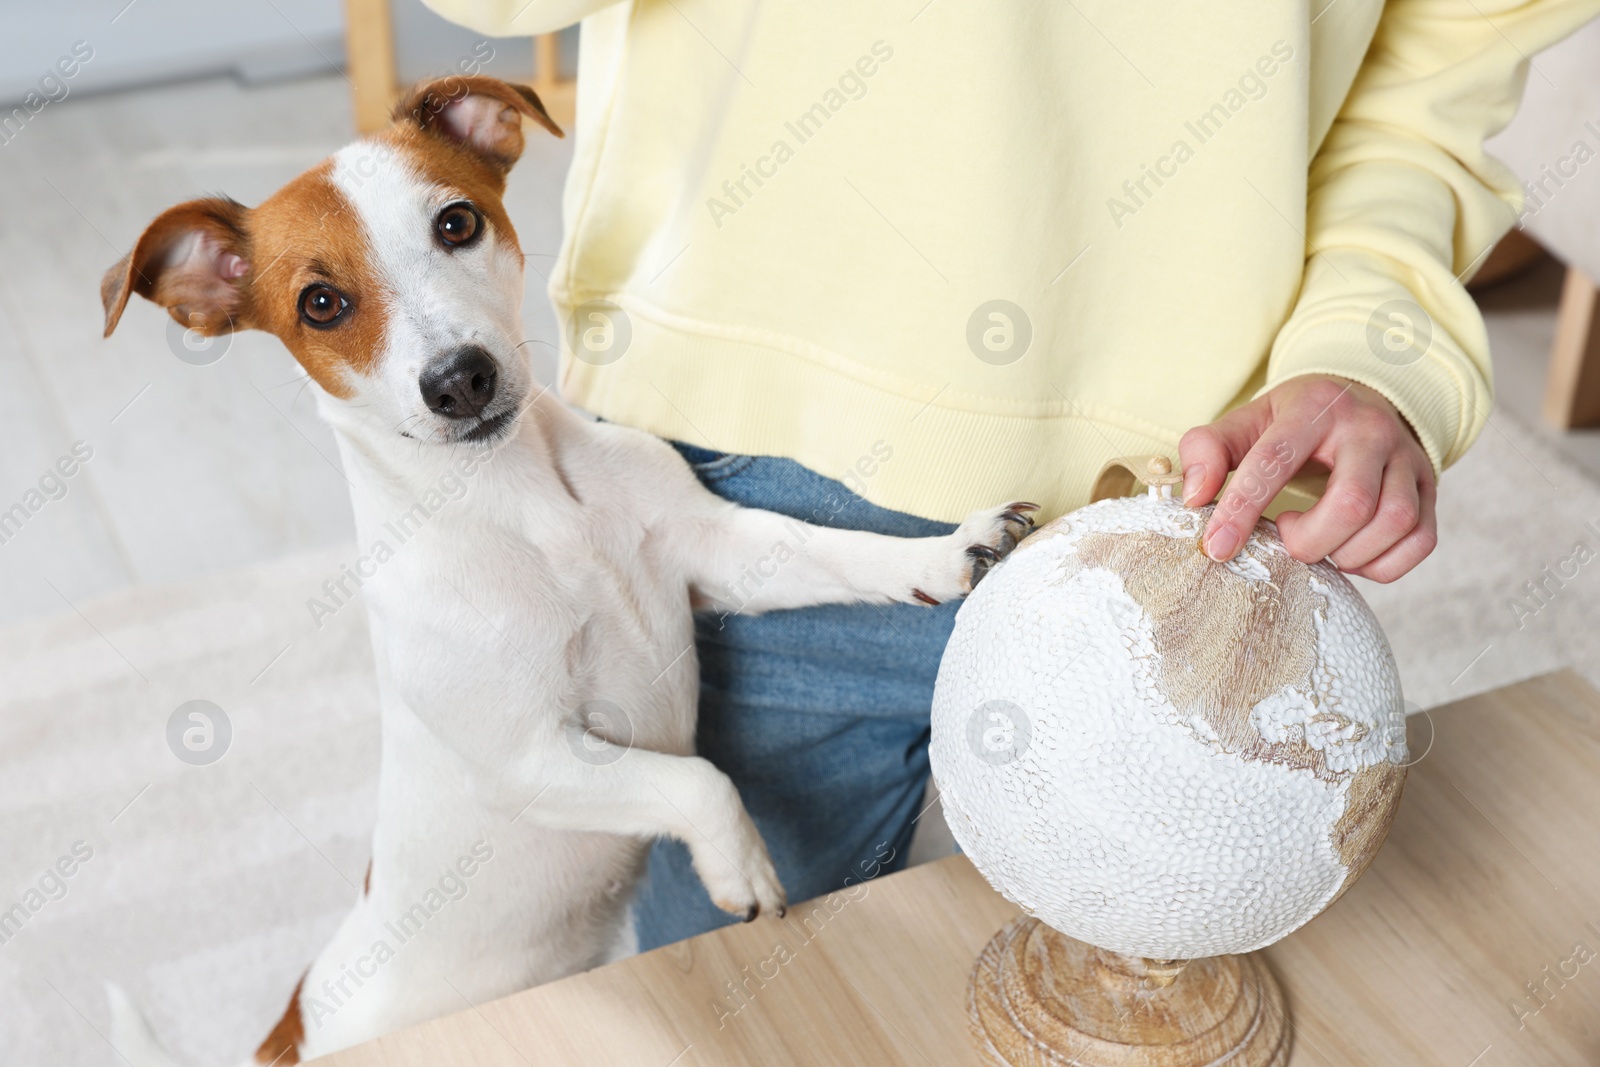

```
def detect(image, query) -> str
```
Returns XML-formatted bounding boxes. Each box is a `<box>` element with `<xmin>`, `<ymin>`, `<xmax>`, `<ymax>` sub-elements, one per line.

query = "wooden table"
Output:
<box><xmin>324</xmin><ymin>672</ymin><xmax>1600</xmax><ymax>1066</ymax></box>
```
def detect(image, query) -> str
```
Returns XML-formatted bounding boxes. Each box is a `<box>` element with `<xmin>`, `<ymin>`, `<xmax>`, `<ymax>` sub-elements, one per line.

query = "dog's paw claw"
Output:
<box><xmin>966</xmin><ymin>552</ymin><xmax>993</xmax><ymax>585</ymax></box>
<box><xmin>693</xmin><ymin>809</ymin><xmax>787</xmax><ymax>923</ymax></box>
<box><xmin>900</xmin><ymin>500</ymin><xmax>1038</xmax><ymax>607</ymax></box>
<box><xmin>953</xmin><ymin>501</ymin><xmax>1037</xmax><ymax>592</ymax></box>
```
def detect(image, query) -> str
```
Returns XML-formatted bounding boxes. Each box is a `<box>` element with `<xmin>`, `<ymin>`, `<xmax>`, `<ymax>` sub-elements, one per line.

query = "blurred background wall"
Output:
<box><xmin>0</xmin><ymin>0</ymin><xmax>575</xmax><ymax>102</ymax></box>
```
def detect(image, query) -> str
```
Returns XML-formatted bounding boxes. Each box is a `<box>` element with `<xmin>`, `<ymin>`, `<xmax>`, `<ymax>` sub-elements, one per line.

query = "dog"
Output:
<box><xmin>99</xmin><ymin>75</ymin><xmax>1036</xmax><ymax>1064</ymax></box>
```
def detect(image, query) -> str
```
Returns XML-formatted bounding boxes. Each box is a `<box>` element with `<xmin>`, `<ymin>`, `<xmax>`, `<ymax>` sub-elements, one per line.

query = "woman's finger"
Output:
<box><xmin>1203</xmin><ymin>416</ymin><xmax>1321</xmax><ymax>561</ymax></box>
<box><xmin>1278</xmin><ymin>436</ymin><xmax>1390</xmax><ymax>564</ymax></box>
<box><xmin>1179</xmin><ymin>399</ymin><xmax>1271</xmax><ymax>507</ymax></box>
<box><xmin>1347</xmin><ymin>472</ymin><xmax>1438</xmax><ymax>583</ymax></box>
<box><xmin>1328</xmin><ymin>459</ymin><xmax>1424</xmax><ymax>571</ymax></box>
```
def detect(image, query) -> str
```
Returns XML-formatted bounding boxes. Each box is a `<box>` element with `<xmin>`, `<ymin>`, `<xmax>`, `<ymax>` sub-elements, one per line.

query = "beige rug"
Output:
<box><xmin>3</xmin><ymin>404</ymin><xmax>1597</xmax><ymax>1067</ymax></box>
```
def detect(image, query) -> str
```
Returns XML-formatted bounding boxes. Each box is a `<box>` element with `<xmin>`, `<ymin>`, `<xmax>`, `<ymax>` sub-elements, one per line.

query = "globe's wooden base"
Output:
<box><xmin>969</xmin><ymin>918</ymin><xmax>1290</xmax><ymax>1066</ymax></box>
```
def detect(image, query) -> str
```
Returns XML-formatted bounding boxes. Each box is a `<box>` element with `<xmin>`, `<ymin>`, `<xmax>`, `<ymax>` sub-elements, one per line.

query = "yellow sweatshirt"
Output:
<box><xmin>425</xmin><ymin>0</ymin><xmax>1598</xmax><ymax>522</ymax></box>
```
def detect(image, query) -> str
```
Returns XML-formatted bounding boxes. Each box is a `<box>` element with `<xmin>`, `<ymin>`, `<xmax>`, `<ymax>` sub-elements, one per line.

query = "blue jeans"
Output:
<box><xmin>631</xmin><ymin>443</ymin><xmax>961</xmax><ymax>950</ymax></box>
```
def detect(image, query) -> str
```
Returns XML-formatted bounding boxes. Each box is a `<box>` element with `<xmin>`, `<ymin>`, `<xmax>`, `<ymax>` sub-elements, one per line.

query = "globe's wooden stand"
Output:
<box><xmin>970</xmin><ymin>918</ymin><xmax>1290</xmax><ymax>1067</ymax></box>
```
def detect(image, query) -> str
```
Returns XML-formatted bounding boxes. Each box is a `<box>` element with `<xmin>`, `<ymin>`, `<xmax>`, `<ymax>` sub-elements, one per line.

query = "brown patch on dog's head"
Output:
<box><xmin>102</xmin><ymin>163</ymin><xmax>385</xmax><ymax>399</ymax></box>
<box><xmin>379</xmin><ymin>128</ymin><xmax>521</xmax><ymax>270</ymax></box>
<box><xmin>241</xmin><ymin>161</ymin><xmax>386</xmax><ymax>397</ymax></box>
<box><xmin>102</xmin><ymin>77</ymin><xmax>562</xmax><ymax>413</ymax></box>
<box><xmin>395</xmin><ymin>75</ymin><xmax>562</xmax><ymax>174</ymax></box>
<box><xmin>377</xmin><ymin>76</ymin><xmax>563</xmax><ymax>255</ymax></box>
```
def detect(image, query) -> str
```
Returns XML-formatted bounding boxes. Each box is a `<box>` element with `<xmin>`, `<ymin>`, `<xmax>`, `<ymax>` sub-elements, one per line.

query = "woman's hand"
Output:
<box><xmin>1178</xmin><ymin>375</ymin><xmax>1437</xmax><ymax>583</ymax></box>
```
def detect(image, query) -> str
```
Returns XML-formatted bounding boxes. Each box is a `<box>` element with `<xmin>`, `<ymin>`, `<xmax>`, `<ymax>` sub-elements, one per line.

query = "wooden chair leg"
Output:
<box><xmin>345</xmin><ymin>0</ymin><xmax>398</xmax><ymax>134</ymax></box>
<box><xmin>534</xmin><ymin>33</ymin><xmax>561</xmax><ymax>100</ymax></box>
<box><xmin>1544</xmin><ymin>265</ymin><xmax>1600</xmax><ymax>429</ymax></box>
<box><xmin>531</xmin><ymin>32</ymin><xmax>578</xmax><ymax>131</ymax></box>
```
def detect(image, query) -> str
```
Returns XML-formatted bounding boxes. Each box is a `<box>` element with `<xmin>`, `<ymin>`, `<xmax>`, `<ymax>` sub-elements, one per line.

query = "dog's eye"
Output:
<box><xmin>299</xmin><ymin>284</ymin><xmax>350</xmax><ymax>328</ymax></box>
<box><xmin>436</xmin><ymin>203</ymin><xmax>482</xmax><ymax>248</ymax></box>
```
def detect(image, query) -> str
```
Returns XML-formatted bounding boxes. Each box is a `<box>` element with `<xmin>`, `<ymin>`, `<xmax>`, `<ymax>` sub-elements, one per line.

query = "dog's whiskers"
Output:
<box><xmin>268</xmin><ymin>369</ymin><xmax>313</xmax><ymax>389</ymax></box>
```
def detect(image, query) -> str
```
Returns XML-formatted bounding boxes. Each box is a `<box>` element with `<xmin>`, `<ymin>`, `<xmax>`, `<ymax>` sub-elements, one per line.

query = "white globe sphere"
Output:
<box><xmin>931</xmin><ymin>492</ymin><xmax>1407</xmax><ymax>960</ymax></box>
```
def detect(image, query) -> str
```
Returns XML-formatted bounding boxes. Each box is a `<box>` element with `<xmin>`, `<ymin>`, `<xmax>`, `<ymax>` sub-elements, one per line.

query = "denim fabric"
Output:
<box><xmin>631</xmin><ymin>443</ymin><xmax>960</xmax><ymax>950</ymax></box>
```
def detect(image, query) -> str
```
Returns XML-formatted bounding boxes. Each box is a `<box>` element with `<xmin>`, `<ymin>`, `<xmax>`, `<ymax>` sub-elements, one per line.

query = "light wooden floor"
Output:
<box><xmin>0</xmin><ymin>72</ymin><xmax>573</xmax><ymax>628</ymax></box>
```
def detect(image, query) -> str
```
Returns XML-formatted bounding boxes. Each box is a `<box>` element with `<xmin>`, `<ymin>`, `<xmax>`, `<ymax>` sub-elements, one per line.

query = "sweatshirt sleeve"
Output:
<box><xmin>420</xmin><ymin>0</ymin><xmax>617</xmax><ymax>36</ymax></box>
<box><xmin>1261</xmin><ymin>0</ymin><xmax>1600</xmax><ymax>473</ymax></box>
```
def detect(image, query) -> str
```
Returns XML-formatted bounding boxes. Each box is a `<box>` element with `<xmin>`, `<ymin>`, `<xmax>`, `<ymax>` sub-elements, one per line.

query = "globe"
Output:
<box><xmin>931</xmin><ymin>489</ymin><xmax>1408</xmax><ymax>961</ymax></box>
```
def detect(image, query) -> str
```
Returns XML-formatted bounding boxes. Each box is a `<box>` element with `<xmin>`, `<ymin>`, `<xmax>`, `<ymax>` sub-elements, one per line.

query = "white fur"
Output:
<box><xmin>108</xmin><ymin>119</ymin><xmax>1032</xmax><ymax>1066</ymax></box>
<box><xmin>328</xmin><ymin>141</ymin><xmax>533</xmax><ymax>442</ymax></box>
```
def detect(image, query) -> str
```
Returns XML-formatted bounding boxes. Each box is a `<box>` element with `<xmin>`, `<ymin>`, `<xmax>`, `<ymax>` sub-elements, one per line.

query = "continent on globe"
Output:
<box><xmin>931</xmin><ymin>492</ymin><xmax>1408</xmax><ymax>961</ymax></box>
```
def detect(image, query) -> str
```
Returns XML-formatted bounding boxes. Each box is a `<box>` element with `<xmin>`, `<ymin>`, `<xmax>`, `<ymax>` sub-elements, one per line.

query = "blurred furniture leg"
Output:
<box><xmin>1474</xmin><ymin>18</ymin><xmax>1600</xmax><ymax>430</ymax></box>
<box><xmin>532</xmin><ymin>32</ymin><xmax>577</xmax><ymax>129</ymax></box>
<box><xmin>1467</xmin><ymin>228</ymin><xmax>1547</xmax><ymax>291</ymax></box>
<box><xmin>342</xmin><ymin>0</ymin><xmax>575</xmax><ymax>134</ymax></box>
<box><xmin>345</xmin><ymin>0</ymin><xmax>398</xmax><ymax>134</ymax></box>
<box><xmin>1545</xmin><ymin>266</ymin><xmax>1600</xmax><ymax>429</ymax></box>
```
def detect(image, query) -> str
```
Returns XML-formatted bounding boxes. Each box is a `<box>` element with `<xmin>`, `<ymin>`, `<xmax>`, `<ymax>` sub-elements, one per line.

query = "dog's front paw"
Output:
<box><xmin>908</xmin><ymin>501</ymin><xmax>1038</xmax><ymax>606</ymax></box>
<box><xmin>687</xmin><ymin>803</ymin><xmax>788</xmax><ymax>921</ymax></box>
<box><xmin>681</xmin><ymin>777</ymin><xmax>787</xmax><ymax>927</ymax></box>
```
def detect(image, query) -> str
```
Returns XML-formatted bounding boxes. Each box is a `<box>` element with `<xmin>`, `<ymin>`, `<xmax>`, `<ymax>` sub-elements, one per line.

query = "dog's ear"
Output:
<box><xmin>395</xmin><ymin>75</ymin><xmax>563</xmax><ymax>171</ymax></box>
<box><xmin>102</xmin><ymin>197</ymin><xmax>252</xmax><ymax>338</ymax></box>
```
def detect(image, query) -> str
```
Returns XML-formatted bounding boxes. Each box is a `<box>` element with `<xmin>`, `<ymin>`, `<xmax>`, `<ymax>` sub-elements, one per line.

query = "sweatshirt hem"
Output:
<box><xmin>556</xmin><ymin>295</ymin><xmax>1189</xmax><ymax>523</ymax></box>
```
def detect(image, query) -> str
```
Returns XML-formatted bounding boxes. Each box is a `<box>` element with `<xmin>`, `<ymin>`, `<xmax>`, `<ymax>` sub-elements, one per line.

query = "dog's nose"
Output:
<box><xmin>419</xmin><ymin>346</ymin><xmax>498</xmax><ymax>418</ymax></box>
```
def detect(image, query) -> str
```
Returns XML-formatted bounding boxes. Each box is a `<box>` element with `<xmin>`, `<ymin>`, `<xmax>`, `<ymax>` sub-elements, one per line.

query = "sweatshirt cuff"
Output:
<box><xmin>1254</xmin><ymin>315</ymin><xmax>1484</xmax><ymax>477</ymax></box>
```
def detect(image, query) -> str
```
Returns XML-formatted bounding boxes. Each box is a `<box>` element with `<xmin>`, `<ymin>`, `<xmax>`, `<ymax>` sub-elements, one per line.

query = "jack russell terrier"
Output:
<box><xmin>99</xmin><ymin>76</ymin><xmax>1035</xmax><ymax>1065</ymax></box>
